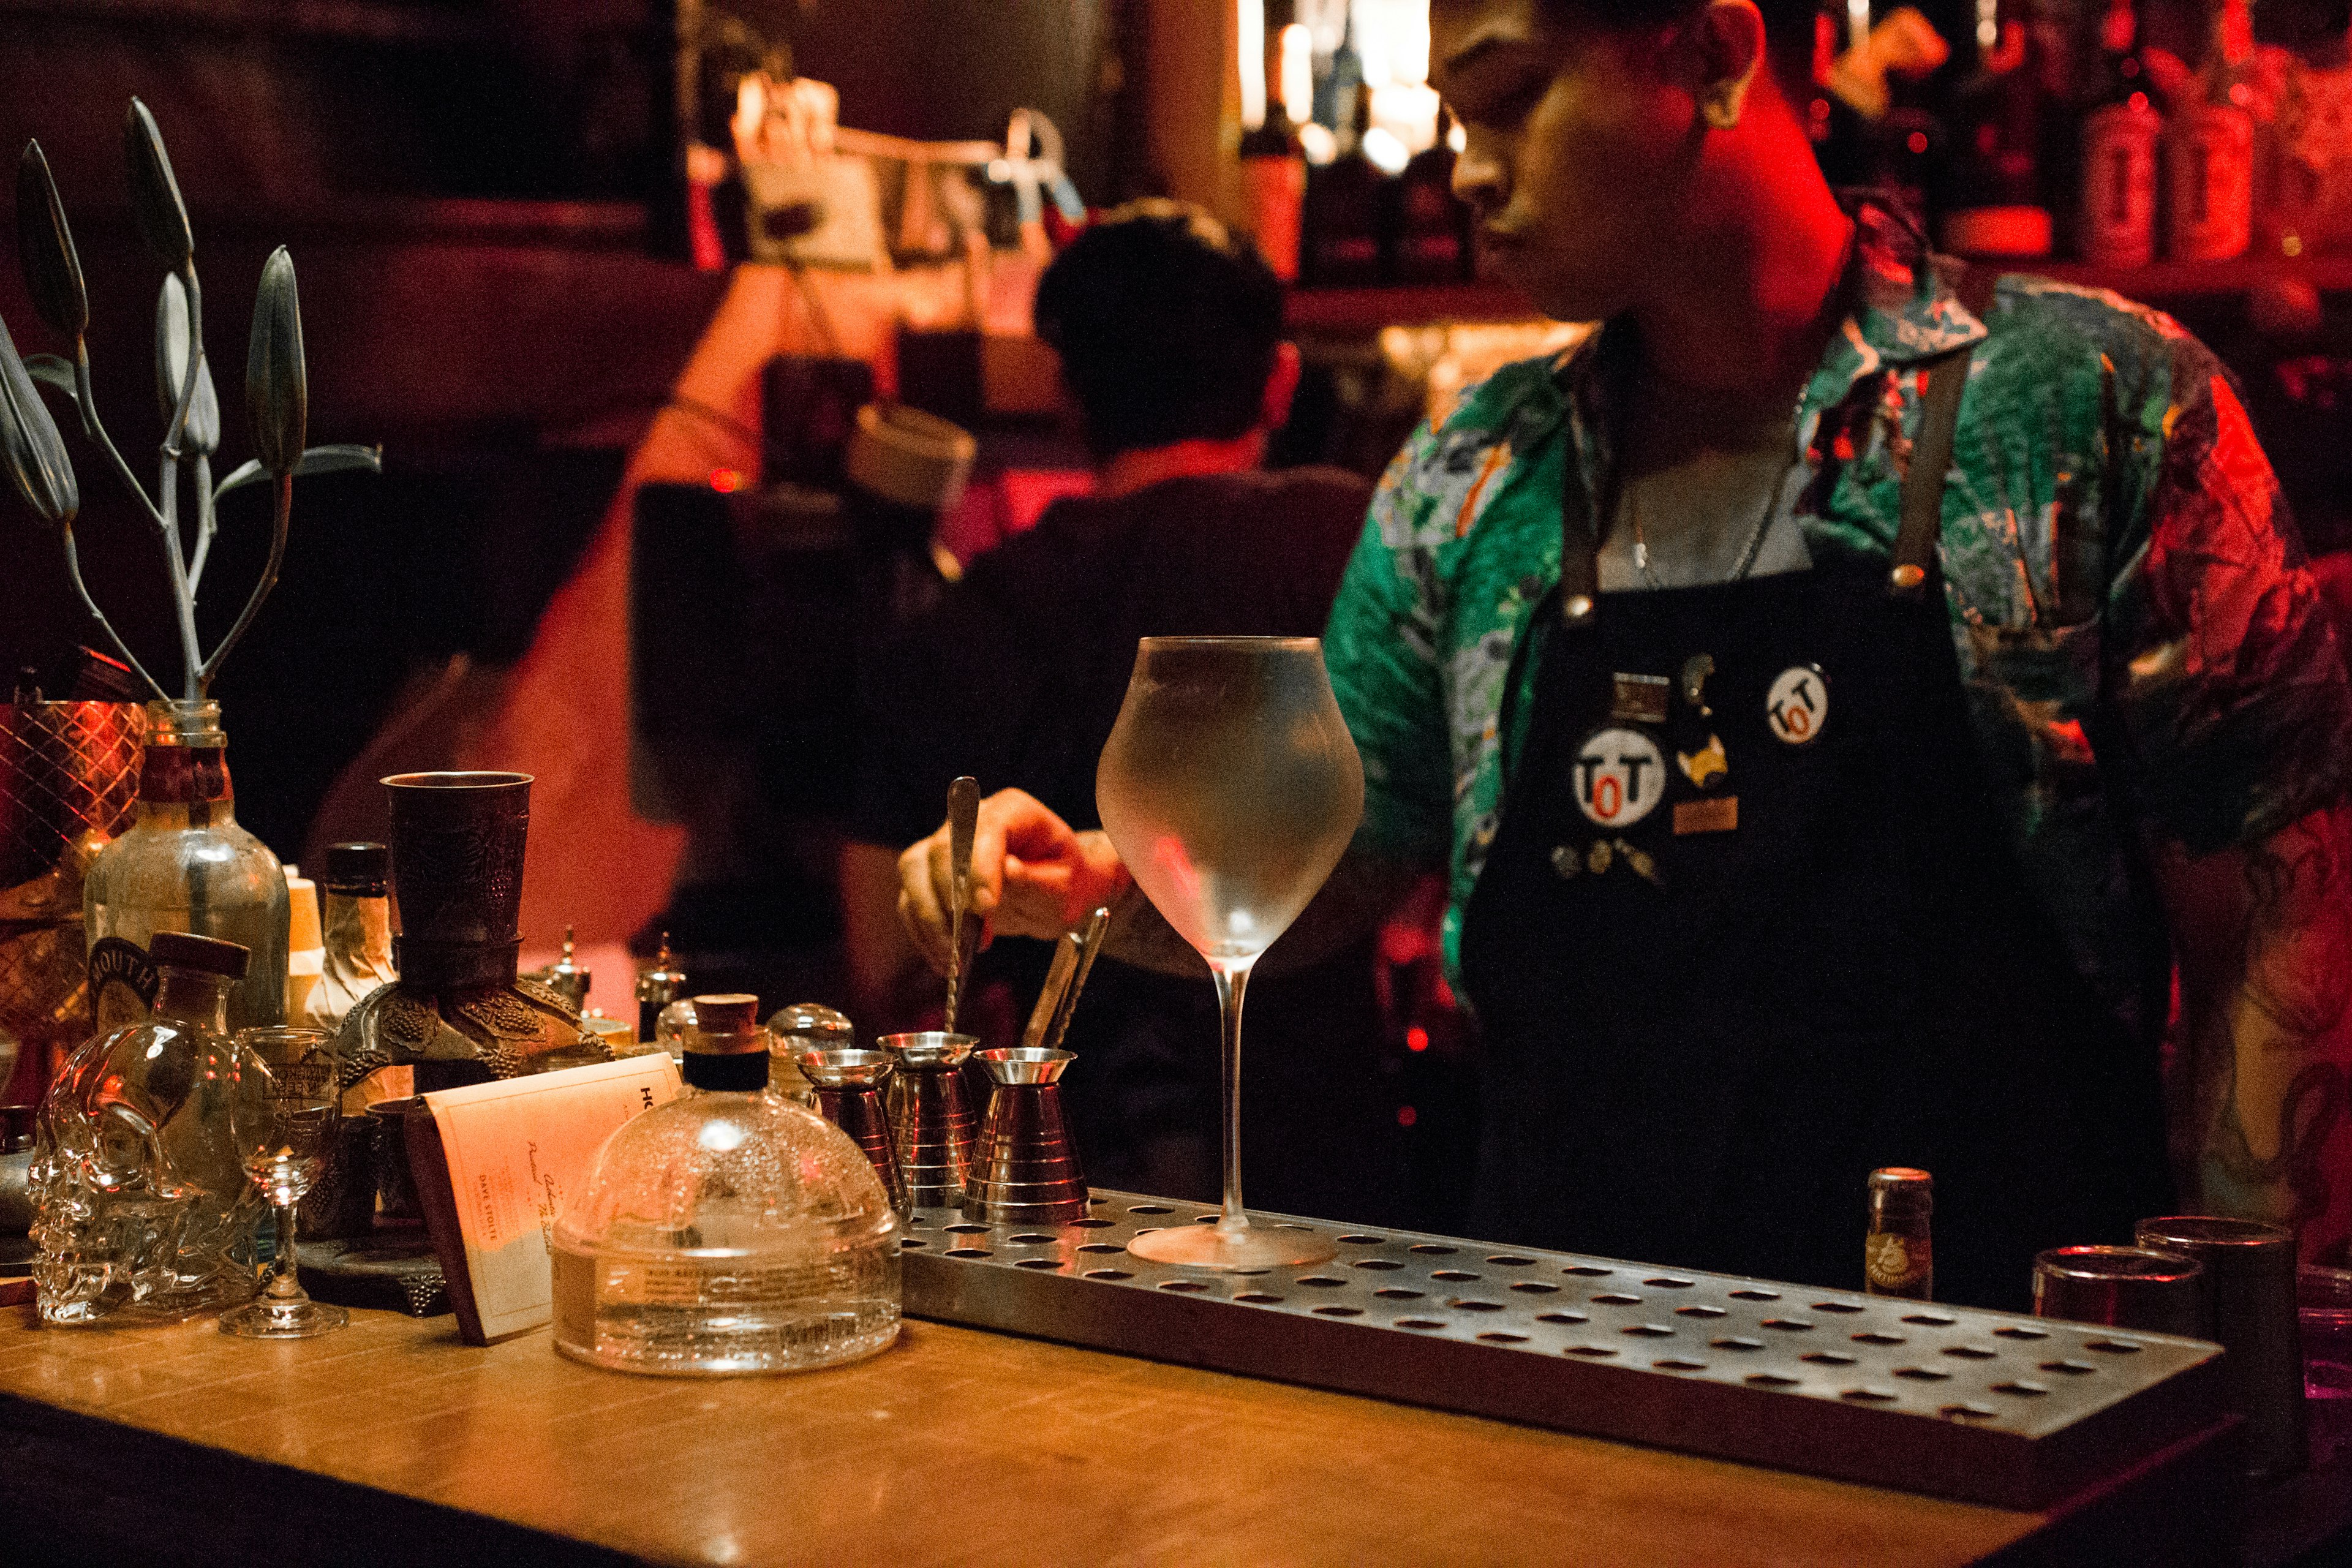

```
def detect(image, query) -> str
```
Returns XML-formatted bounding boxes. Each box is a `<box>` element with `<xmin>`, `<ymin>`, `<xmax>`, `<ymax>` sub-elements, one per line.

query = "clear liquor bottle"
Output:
<box><xmin>552</xmin><ymin>993</ymin><xmax>900</xmax><ymax>1375</ymax></box>
<box><xmin>30</xmin><ymin>932</ymin><xmax>262</xmax><ymax>1322</ymax></box>
<box><xmin>85</xmin><ymin>701</ymin><xmax>289</xmax><ymax>1034</ymax></box>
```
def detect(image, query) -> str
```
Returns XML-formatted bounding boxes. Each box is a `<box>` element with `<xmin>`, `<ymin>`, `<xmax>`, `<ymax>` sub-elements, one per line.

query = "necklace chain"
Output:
<box><xmin>1625</xmin><ymin>440</ymin><xmax>1804</xmax><ymax>589</ymax></box>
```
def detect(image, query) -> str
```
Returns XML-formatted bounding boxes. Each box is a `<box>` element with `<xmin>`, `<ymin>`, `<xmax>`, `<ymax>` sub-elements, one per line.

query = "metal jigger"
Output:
<box><xmin>961</xmin><ymin>1047</ymin><xmax>1087</xmax><ymax>1224</ymax></box>
<box><xmin>876</xmin><ymin>1031</ymin><xmax>978</xmax><ymax>1208</ymax></box>
<box><xmin>797</xmin><ymin>1047</ymin><xmax>905</xmax><ymax>1210</ymax></box>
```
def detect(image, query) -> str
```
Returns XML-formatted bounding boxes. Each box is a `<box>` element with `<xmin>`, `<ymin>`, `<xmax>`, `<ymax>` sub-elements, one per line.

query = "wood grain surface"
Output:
<box><xmin>0</xmin><ymin>1302</ymin><xmax>2059</xmax><ymax>1567</ymax></box>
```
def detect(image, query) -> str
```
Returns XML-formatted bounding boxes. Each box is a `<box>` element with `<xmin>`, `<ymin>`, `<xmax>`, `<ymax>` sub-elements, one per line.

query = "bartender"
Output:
<box><xmin>900</xmin><ymin>0</ymin><xmax>2352</xmax><ymax>1307</ymax></box>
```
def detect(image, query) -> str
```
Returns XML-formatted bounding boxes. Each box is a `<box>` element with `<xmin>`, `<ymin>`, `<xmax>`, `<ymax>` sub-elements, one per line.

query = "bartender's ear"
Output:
<box><xmin>1260</xmin><ymin>342</ymin><xmax>1302</xmax><ymax>432</ymax></box>
<box><xmin>1682</xmin><ymin>0</ymin><xmax>1767</xmax><ymax>131</ymax></box>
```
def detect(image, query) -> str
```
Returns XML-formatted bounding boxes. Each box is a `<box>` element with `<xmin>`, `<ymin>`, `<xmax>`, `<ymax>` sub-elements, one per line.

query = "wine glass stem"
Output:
<box><xmin>1212</xmin><ymin>958</ymin><xmax>1255</xmax><ymax>1238</ymax></box>
<box><xmin>265</xmin><ymin>1200</ymin><xmax>302</xmax><ymax>1302</ymax></box>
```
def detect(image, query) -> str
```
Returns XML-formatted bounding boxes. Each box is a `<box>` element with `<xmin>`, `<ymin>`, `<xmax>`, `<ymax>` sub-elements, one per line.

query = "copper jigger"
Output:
<box><xmin>797</xmin><ymin>1047</ymin><xmax>905</xmax><ymax>1210</ymax></box>
<box><xmin>962</xmin><ymin>1047</ymin><xmax>1087</xmax><ymax>1224</ymax></box>
<box><xmin>876</xmin><ymin>1031</ymin><xmax>977</xmax><ymax>1208</ymax></box>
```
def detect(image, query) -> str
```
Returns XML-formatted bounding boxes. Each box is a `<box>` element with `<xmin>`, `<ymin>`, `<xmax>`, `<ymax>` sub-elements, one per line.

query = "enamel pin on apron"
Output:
<box><xmin>1574</xmin><ymin>728</ymin><xmax>1668</xmax><ymax>831</ymax></box>
<box><xmin>1679</xmin><ymin>654</ymin><xmax>1715</xmax><ymax>717</ymax></box>
<box><xmin>1611</xmin><ymin>673</ymin><xmax>1671</xmax><ymax>725</ymax></box>
<box><xmin>1677</xmin><ymin>734</ymin><xmax>1728</xmax><ymax>789</ymax></box>
<box><xmin>1766</xmin><ymin>665</ymin><xmax>1828</xmax><ymax>744</ymax></box>
<box><xmin>1673</xmin><ymin>795</ymin><xmax>1738</xmax><ymax>835</ymax></box>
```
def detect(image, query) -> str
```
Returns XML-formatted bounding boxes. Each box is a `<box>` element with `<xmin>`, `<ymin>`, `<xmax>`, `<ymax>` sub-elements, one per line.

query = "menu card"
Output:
<box><xmin>405</xmin><ymin>1055</ymin><xmax>680</xmax><ymax>1344</ymax></box>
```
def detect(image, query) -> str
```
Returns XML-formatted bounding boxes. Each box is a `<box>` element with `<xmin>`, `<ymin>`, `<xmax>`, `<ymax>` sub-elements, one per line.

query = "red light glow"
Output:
<box><xmin>708</xmin><ymin>468</ymin><xmax>744</xmax><ymax>494</ymax></box>
<box><xmin>1405</xmin><ymin>1026</ymin><xmax>1430</xmax><ymax>1053</ymax></box>
<box><xmin>1396</xmin><ymin>1105</ymin><xmax>1419</xmax><ymax>1127</ymax></box>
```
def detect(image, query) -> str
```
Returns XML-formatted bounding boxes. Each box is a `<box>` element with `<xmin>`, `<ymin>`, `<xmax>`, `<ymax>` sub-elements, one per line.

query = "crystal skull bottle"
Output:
<box><xmin>552</xmin><ymin>993</ymin><xmax>901</xmax><ymax>1375</ymax></box>
<box><xmin>30</xmin><ymin>932</ymin><xmax>263</xmax><ymax>1323</ymax></box>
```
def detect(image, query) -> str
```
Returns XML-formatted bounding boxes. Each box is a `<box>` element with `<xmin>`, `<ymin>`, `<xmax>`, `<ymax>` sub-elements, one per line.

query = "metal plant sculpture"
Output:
<box><xmin>2</xmin><ymin>100</ymin><xmax>380</xmax><ymax>701</ymax></box>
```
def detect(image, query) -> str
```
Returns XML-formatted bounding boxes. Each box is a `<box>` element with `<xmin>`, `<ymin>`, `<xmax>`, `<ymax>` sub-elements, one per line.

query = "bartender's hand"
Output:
<box><xmin>896</xmin><ymin>788</ymin><xmax>1132</xmax><ymax>973</ymax></box>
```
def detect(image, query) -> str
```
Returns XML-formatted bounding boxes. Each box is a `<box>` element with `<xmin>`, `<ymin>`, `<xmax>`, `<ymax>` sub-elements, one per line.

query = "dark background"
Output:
<box><xmin>0</xmin><ymin>0</ymin><xmax>1128</xmax><ymax>856</ymax></box>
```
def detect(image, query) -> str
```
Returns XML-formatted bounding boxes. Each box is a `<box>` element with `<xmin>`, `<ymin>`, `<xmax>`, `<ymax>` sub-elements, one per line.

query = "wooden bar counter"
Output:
<box><xmin>0</xmin><ymin>1298</ymin><xmax>2264</xmax><ymax>1567</ymax></box>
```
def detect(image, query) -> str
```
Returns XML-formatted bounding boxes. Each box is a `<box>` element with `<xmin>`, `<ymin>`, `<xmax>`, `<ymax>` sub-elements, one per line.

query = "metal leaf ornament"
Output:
<box><xmin>246</xmin><ymin>247</ymin><xmax>305</xmax><ymax>475</ymax></box>
<box><xmin>16</xmin><ymin>142</ymin><xmax>88</xmax><ymax>339</ymax></box>
<box><xmin>154</xmin><ymin>274</ymin><xmax>219</xmax><ymax>456</ymax></box>
<box><xmin>0</xmin><ymin>311</ymin><xmax>78</xmax><ymax>525</ymax></box>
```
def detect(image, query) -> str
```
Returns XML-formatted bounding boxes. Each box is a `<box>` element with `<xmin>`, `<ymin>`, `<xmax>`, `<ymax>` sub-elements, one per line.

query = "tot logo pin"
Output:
<box><xmin>1574</xmin><ymin>728</ymin><xmax>1667</xmax><ymax>829</ymax></box>
<box><xmin>1766</xmin><ymin>666</ymin><xmax>1828</xmax><ymax>744</ymax></box>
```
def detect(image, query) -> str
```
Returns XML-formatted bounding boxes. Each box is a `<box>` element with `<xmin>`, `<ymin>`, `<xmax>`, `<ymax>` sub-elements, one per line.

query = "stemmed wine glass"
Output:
<box><xmin>1097</xmin><ymin>637</ymin><xmax>1363</xmax><ymax>1270</ymax></box>
<box><xmin>221</xmin><ymin>1027</ymin><xmax>349</xmax><ymax>1338</ymax></box>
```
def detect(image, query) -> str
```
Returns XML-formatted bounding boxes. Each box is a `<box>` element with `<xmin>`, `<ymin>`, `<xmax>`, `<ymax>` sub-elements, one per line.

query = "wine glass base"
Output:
<box><xmin>220</xmin><ymin>1297</ymin><xmax>349</xmax><ymax>1339</ymax></box>
<box><xmin>1128</xmin><ymin>1221</ymin><xmax>1338</xmax><ymax>1272</ymax></box>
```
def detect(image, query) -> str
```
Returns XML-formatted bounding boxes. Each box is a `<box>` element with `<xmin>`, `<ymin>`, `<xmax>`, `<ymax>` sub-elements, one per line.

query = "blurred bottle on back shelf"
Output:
<box><xmin>2167</xmin><ymin>0</ymin><xmax>2259</xmax><ymax>260</ymax></box>
<box><xmin>2078</xmin><ymin>0</ymin><xmax>2165</xmax><ymax>266</ymax></box>
<box><xmin>1242</xmin><ymin>106</ymin><xmax>1309</xmax><ymax>285</ymax></box>
<box><xmin>1396</xmin><ymin>108</ymin><xmax>1476</xmax><ymax>284</ymax></box>
<box><xmin>1939</xmin><ymin>0</ymin><xmax>2056</xmax><ymax>260</ymax></box>
<box><xmin>2256</xmin><ymin>4</ymin><xmax>2352</xmax><ymax>259</ymax></box>
<box><xmin>1302</xmin><ymin>86</ymin><xmax>1395</xmax><ymax>286</ymax></box>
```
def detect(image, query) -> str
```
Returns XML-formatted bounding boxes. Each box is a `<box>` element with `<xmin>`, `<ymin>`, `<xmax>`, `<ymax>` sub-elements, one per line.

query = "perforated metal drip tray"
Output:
<box><xmin>901</xmin><ymin>1191</ymin><xmax>2226</xmax><ymax>1510</ymax></box>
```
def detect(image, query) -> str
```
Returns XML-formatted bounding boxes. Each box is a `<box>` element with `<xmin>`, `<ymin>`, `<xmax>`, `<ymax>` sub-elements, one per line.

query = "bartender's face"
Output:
<box><xmin>1433</xmin><ymin>0</ymin><xmax>1702</xmax><ymax>322</ymax></box>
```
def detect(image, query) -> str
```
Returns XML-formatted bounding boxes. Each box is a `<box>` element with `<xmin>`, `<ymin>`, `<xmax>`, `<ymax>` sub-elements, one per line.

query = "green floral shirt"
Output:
<box><xmin>1325</xmin><ymin>205</ymin><xmax>2352</xmax><ymax>1039</ymax></box>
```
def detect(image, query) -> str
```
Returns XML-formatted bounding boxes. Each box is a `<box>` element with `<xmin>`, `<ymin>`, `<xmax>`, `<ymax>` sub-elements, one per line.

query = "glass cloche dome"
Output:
<box><xmin>551</xmin><ymin>994</ymin><xmax>900</xmax><ymax>1375</ymax></box>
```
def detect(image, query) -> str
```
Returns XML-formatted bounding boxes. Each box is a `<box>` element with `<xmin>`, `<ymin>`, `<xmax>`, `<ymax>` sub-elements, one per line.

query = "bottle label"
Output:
<box><xmin>1865</xmin><ymin>1231</ymin><xmax>1933</xmax><ymax>1296</ymax></box>
<box><xmin>2082</xmin><ymin>104</ymin><xmax>2160</xmax><ymax>267</ymax></box>
<box><xmin>2168</xmin><ymin>107</ymin><xmax>2256</xmax><ymax>261</ymax></box>
<box><xmin>86</xmin><ymin>937</ymin><xmax>160</xmax><ymax>1031</ymax></box>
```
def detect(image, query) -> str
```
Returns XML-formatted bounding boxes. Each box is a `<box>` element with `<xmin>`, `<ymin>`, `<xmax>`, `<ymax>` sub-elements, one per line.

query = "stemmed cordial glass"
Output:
<box><xmin>221</xmin><ymin>1027</ymin><xmax>349</xmax><ymax>1338</ymax></box>
<box><xmin>1097</xmin><ymin>637</ymin><xmax>1364</xmax><ymax>1270</ymax></box>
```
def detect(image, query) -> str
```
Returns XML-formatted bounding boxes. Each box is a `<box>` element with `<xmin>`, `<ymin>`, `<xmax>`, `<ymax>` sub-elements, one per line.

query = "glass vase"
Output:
<box><xmin>84</xmin><ymin>701</ymin><xmax>290</xmax><ymax>1035</ymax></box>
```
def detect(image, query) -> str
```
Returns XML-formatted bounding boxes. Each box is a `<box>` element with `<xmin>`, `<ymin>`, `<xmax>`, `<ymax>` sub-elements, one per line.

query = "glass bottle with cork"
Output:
<box><xmin>552</xmin><ymin>993</ymin><xmax>901</xmax><ymax>1375</ymax></box>
<box><xmin>83</xmin><ymin>701</ymin><xmax>289</xmax><ymax>1035</ymax></box>
<box><xmin>30</xmin><ymin>932</ymin><xmax>262</xmax><ymax>1322</ymax></box>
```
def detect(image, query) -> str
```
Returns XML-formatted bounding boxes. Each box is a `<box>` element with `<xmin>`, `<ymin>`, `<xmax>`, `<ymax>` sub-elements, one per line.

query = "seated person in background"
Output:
<box><xmin>843</xmin><ymin>202</ymin><xmax>1418</xmax><ymax>1222</ymax></box>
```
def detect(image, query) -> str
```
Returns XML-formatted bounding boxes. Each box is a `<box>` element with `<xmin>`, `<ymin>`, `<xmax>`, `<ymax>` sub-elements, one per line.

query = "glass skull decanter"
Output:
<box><xmin>552</xmin><ymin>993</ymin><xmax>901</xmax><ymax>1375</ymax></box>
<box><xmin>30</xmin><ymin>932</ymin><xmax>264</xmax><ymax>1323</ymax></box>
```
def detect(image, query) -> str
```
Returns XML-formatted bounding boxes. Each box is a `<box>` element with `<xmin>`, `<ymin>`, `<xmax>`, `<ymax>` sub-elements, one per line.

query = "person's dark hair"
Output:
<box><xmin>1033</xmin><ymin>200</ymin><xmax>1284</xmax><ymax>459</ymax></box>
<box><xmin>1534</xmin><ymin>0</ymin><xmax>1820</xmax><ymax>92</ymax></box>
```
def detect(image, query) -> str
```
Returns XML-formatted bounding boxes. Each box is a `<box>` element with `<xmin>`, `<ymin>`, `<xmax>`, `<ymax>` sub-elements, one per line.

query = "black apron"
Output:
<box><xmin>1457</xmin><ymin>352</ymin><xmax>2171</xmax><ymax>1311</ymax></box>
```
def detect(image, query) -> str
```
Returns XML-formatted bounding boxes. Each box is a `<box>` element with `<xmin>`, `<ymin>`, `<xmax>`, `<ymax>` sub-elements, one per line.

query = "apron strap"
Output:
<box><xmin>1887</xmin><ymin>265</ymin><xmax>1994</xmax><ymax>597</ymax></box>
<box><xmin>1559</xmin><ymin>265</ymin><xmax>1994</xmax><ymax>623</ymax></box>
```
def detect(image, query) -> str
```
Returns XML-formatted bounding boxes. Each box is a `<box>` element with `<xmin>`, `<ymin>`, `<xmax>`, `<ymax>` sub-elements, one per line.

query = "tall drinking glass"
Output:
<box><xmin>221</xmin><ymin>1027</ymin><xmax>349</xmax><ymax>1338</ymax></box>
<box><xmin>1097</xmin><ymin>638</ymin><xmax>1363</xmax><ymax>1270</ymax></box>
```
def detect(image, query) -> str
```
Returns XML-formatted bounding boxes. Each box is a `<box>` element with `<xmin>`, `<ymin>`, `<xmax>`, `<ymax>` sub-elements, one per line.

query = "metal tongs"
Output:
<box><xmin>944</xmin><ymin>775</ymin><xmax>979</xmax><ymax>1033</ymax></box>
<box><xmin>1018</xmin><ymin>905</ymin><xmax>1111</xmax><ymax>1054</ymax></box>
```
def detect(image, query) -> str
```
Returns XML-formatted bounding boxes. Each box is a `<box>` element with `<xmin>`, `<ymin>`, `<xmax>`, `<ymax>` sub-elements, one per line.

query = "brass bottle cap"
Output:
<box><xmin>1869</xmin><ymin>1166</ymin><xmax>1933</xmax><ymax>1189</ymax></box>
